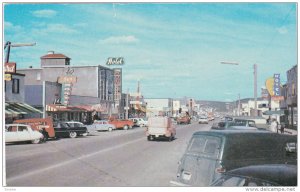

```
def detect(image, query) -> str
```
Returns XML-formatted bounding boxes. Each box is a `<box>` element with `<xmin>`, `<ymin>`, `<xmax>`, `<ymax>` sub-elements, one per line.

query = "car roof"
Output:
<box><xmin>5</xmin><ymin>124</ymin><xmax>30</xmax><ymax>126</ymax></box>
<box><xmin>224</xmin><ymin>164</ymin><xmax>297</xmax><ymax>186</ymax></box>
<box><xmin>193</xmin><ymin>130</ymin><xmax>296</xmax><ymax>140</ymax></box>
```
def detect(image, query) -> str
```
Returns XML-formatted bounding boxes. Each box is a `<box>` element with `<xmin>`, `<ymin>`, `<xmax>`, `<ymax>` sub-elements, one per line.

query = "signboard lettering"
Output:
<box><xmin>5</xmin><ymin>62</ymin><xmax>16</xmax><ymax>73</ymax></box>
<box><xmin>57</xmin><ymin>76</ymin><xmax>77</xmax><ymax>84</ymax></box>
<box><xmin>273</xmin><ymin>74</ymin><xmax>280</xmax><ymax>96</ymax></box>
<box><xmin>5</xmin><ymin>74</ymin><xmax>12</xmax><ymax>81</ymax></box>
<box><xmin>106</xmin><ymin>57</ymin><xmax>124</xmax><ymax>65</ymax></box>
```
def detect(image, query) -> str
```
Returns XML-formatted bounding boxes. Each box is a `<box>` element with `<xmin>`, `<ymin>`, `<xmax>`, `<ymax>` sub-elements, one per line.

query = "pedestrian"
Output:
<box><xmin>269</xmin><ymin>116</ymin><xmax>279</xmax><ymax>133</ymax></box>
<box><xmin>280</xmin><ymin>123</ymin><xmax>285</xmax><ymax>134</ymax></box>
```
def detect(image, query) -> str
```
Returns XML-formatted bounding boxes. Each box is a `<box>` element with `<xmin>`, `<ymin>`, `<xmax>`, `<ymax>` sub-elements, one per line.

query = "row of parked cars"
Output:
<box><xmin>170</xmin><ymin>116</ymin><xmax>297</xmax><ymax>187</ymax></box>
<box><xmin>5</xmin><ymin>117</ymin><xmax>149</xmax><ymax>145</ymax></box>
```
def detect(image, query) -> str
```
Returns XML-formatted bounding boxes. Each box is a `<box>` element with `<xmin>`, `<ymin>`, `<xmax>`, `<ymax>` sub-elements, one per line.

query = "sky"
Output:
<box><xmin>3</xmin><ymin>2</ymin><xmax>297</xmax><ymax>102</ymax></box>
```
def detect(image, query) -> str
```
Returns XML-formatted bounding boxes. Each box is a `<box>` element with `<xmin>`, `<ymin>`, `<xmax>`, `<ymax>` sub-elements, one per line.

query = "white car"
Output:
<box><xmin>198</xmin><ymin>116</ymin><xmax>209</xmax><ymax>124</ymax></box>
<box><xmin>5</xmin><ymin>124</ymin><xmax>43</xmax><ymax>144</ymax></box>
<box><xmin>86</xmin><ymin>120</ymin><xmax>116</xmax><ymax>133</ymax></box>
<box><xmin>129</xmin><ymin>118</ymin><xmax>148</xmax><ymax>127</ymax></box>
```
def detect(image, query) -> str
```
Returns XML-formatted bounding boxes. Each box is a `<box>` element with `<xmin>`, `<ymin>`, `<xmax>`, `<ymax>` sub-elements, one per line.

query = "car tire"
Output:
<box><xmin>147</xmin><ymin>136</ymin><xmax>151</xmax><ymax>141</ymax></box>
<box><xmin>108</xmin><ymin>127</ymin><xmax>113</xmax><ymax>132</ymax></box>
<box><xmin>31</xmin><ymin>138</ymin><xmax>40</xmax><ymax>144</ymax></box>
<box><xmin>168</xmin><ymin>135</ymin><xmax>173</xmax><ymax>142</ymax></box>
<box><xmin>69</xmin><ymin>131</ymin><xmax>77</xmax><ymax>138</ymax></box>
<box><xmin>123</xmin><ymin>125</ymin><xmax>128</xmax><ymax>130</ymax></box>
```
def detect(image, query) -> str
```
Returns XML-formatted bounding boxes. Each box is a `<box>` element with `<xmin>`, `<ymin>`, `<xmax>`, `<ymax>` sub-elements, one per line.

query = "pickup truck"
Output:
<box><xmin>146</xmin><ymin>116</ymin><xmax>176</xmax><ymax>141</ymax></box>
<box><xmin>108</xmin><ymin>118</ymin><xmax>134</xmax><ymax>130</ymax></box>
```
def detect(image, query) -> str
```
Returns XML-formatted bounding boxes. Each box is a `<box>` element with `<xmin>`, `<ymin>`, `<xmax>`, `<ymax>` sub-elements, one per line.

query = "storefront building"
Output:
<box><xmin>17</xmin><ymin>51</ymin><xmax>120</xmax><ymax>122</ymax></box>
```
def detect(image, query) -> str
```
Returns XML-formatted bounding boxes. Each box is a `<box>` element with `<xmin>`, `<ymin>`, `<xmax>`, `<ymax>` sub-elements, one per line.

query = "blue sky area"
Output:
<box><xmin>3</xmin><ymin>3</ymin><xmax>297</xmax><ymax>101</ymax></box>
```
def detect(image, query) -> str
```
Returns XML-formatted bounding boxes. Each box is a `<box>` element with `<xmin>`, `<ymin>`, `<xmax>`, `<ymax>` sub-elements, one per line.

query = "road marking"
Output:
<box><xmin>6</xmin><ymin>137</ymin><xmax>145</xmax><ymax>182</ymax></box>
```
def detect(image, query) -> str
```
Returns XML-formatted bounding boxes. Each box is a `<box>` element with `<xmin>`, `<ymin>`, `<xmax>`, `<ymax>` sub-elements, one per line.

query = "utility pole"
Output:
<box><xmin>4</xmin><ymin>41</ymin><xmax>36</xmax><ymax>63</ymax></box>
<box><xmin>238</xmin><ymin>93</ymin><xmax>241</xmax><ymax>116</ymax></box>
<box><xmin>254</xmin><ymin>64</ymin><xmax>257</xmax><ymax>117</ymax></box>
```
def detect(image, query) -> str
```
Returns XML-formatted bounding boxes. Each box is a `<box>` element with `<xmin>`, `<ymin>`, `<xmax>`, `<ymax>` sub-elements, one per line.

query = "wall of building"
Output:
<box><xmin>25</xmin><ymin>85</ymin><xmax>43</xmax><ymax>107</ymax></box>
<box><xmin>5</xmin><ymin>73</ymin><xmax>25</xmax><ymax>103</ymax></box>
<box><xmin>41</xmin><ymin>58</ymin><xmax>67</xmax><ymax>67</ymax></box>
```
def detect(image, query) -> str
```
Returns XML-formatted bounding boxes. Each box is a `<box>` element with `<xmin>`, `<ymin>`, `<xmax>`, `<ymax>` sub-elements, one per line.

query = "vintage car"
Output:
<box><xmin>54</xmin><ymin>122</ymin><xmax>88</xmax><ymax>138</ymax></box>
<box><xmin>198</xmin><ymin>116</ymin><xmax>209</xmax><ymax>124</ymax></box>
<box><xmin>5</xmin><ymin>124</ymin><xmax>44</xmax><ymax>144</ymax></box>
<box><xmin>176</xmin><ymin>116</ymin><xmax>191</xmax><ymax>124</ymax></box>
<box><xmin>146</xmin><ymin>116</ymin><xmax>176</xmax><ymax>141</ymax></box>
<box><xmin>86</xmin><ymin>120</ymin><xmax>116</xmax><ymax>132</ymax></box>
<box><xmin>108</xmin><ymin>117</ymin><xmax>134</xmax><ymax>130</ymax></box>
<box><xmin>211</xmin><ymin>164</ymin><xmax>297</xmax><ymax>186</ymax></box>
<box><xmin>171</xmin><ymin>130</ymin><xmax>297</xmax><ymax>186</ymax></box>
<box><xmin>129</xmin><ymin>118</ymin><xmax>148</xmax><ymax>127</ymax></box>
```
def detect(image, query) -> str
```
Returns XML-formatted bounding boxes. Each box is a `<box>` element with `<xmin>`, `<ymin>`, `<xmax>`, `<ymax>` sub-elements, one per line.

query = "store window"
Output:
<box><xmin>12</xmin><ymin>78</ymin><xmax>20</xmax><ymax>94</ymax></box>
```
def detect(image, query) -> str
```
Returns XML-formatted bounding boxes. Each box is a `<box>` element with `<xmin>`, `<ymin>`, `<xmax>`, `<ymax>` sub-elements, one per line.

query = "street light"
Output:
<box><xmin>221</xmin><ymin>61</ymin><xmax>258</xmax><ymax>117</ymax></box>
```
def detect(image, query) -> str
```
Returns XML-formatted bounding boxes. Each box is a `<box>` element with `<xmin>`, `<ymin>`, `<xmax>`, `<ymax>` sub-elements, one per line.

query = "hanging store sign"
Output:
<box><xmin>5</xmin><ymin>62</ymin><xmax>16</xmax><ymax>73</ymax></box>
<box><xmin>106</xmin><ymin>57</ymin><xmax>124</xmax><ymax>65</ymax></box>
<box><xmin>5</xmin><ymin>74</ymin><xmax>12</xmax><ymax>81</ymax></box>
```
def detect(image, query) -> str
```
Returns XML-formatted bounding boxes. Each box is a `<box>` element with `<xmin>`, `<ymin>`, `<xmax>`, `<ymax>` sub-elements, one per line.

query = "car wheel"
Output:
<box><xmin>123</xmin><ymin>125</ymin><xmax>128</xmax><ymax>130</ymax></box>
<box><xmin>168</xmin><ymin>135</ymin><xmax>173</xmax><ymax>142</ymax></box>
<box><xmin>31</xmin><ymin>138</ymin><xmax>40</xmax><ymax>144</ymax></box>
<box><xmin>69</xmin><ymin>131</ymin><xmax>77</xmax><ymax>138</ymax></box>
<box><xmin>108</xmin><ymin>127</ymin><xmax>113</xmax><ymax>132</ymax></box>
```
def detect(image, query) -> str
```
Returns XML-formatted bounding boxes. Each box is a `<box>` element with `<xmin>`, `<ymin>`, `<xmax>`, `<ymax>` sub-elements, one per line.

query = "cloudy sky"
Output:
<box><xmin>3</xmin><ymin>2</ymin><xmax>297</xmax><ymax>101</ymax></box>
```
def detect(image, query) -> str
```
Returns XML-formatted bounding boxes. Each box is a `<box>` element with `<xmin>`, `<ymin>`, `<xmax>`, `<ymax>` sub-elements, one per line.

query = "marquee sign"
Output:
<box><xmin>106</xmin><ymin>57</ymin><xmax>124</xmax><ymax>65</ymax></box>
<box><xmin>273</xmin><ymin>74</ymin><xmax>280</xmax><ymax>96</ymax></box>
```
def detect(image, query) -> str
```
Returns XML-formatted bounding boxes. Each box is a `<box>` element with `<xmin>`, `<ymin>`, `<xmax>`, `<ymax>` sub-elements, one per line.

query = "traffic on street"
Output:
<box><xmin>5</xmin><ymin>120</ymin><xmax>212</xmax><ymax>187</ymax></box>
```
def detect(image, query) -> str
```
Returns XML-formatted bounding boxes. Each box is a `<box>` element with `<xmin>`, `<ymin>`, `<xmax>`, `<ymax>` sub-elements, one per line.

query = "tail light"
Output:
<box><xmin>215</xmin><ymin>166</ymin><xmax>226</xmax><ymax>173</ymax></box>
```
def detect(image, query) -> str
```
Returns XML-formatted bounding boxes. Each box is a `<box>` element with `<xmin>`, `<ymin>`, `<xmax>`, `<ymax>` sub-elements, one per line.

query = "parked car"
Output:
<box><xmin>5</xmin><ymin>124</ymin><xmax>44</xmax><ymax>144</ymax></box>
<box><xmin>146</xmin><ymin>116</ymin><xmax>176</xmax><ymax>141</ymax></box>
<box><xmin>211</xmin><ymin>164</ymin><xmax>297</xmax><ymax>186</ymax></box>
<box><xmin>86</xmin><ymin>120</ymin><xmax>116</xmax><ymax>132</ymax></box>
<box><xmin>108</xmin><ymin>118</ymin><xmax>134</xmax><ymax>130</ymax></box>
<box><xmin>172</xmin><ymin>130</ymin><xmax>297</xmax><ymax>186</ymax></box>
<box><xmin>54</xmin><ymin>122</ymin><xmax>88</xmax><ymax>138</ymax></box>
<box><xmin>66</xmin><ymin>121</ymin><xmax>88</xmax><ymax>136</ymax></box>
<box><xmin>129</xmin><ymin>118</ymin><xmax>148</xmax><ymax>127</ymax></box>
<box><xmin>211</xmin><ymin>119</ymin><xmax>258</xmax><ymax>130</ymax></box>
<box><xmin>198</xmin><ymin>116</ymin><xmax>209</xmax><ymax>124</ymax></box>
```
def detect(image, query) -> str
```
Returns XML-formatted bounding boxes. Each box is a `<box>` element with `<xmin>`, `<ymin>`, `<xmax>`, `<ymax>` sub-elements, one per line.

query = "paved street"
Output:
<box><xmin>5</xmin><ymin>121</ymin><xmax>212</xmax><ymax>187</ymax></box>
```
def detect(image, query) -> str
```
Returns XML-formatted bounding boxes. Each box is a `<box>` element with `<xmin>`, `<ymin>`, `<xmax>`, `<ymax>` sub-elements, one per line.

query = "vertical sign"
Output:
<box><xmin>273</xmin><ymin>74</ymin><xmax>280</xmax><ymax>96</ymax></box>
<box><xmin>113</xmin><ymin>69</ymin><xmax>122</xmax><ymax>103</ymax></box>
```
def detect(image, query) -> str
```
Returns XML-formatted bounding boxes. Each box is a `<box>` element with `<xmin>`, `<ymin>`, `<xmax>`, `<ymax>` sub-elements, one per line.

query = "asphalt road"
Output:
<box><xmin>4</xmin><ymin>121</ymin><xmax>213</xmax><ymax>187</ymax></box>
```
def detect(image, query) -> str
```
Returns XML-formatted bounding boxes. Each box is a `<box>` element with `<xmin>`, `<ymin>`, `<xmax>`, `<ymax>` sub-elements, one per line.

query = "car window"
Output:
<box><xmin>103</xmin><ymin>122</ymin><xmax>107</xmax><ymax>124</ymax></box>
<box><xmin>18</xmin><ymin>126</ymin><xmax>28</xmax><ymax>132</ymax></box>
<box><xmin>188</xmin><ymin>136</ymin><xmax>221</xmax><ymax>158</ymax></box>
<box><xmin>248</xmin><ymin>121</ymin><xmax>256</xmax><ymax>127</ymax></box>
<box><xmin>6</xmin><ymin>126</ymin><xmax>17</xmax><ymax>132</ymax></box>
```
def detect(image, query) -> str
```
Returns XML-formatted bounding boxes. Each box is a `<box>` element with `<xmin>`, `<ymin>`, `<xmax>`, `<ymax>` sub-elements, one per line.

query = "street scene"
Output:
<box><xmin>2</xmin><ymin>2</ymin><xmax>298</xmax><ymax>191</ymax></box>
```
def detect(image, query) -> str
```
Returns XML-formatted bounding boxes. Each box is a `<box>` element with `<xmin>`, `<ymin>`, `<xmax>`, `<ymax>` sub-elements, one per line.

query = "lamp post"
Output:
<box><xmin>221</xmin><ymin>61</ymin><xmax>258</xmax><ymax>117</ymax></box>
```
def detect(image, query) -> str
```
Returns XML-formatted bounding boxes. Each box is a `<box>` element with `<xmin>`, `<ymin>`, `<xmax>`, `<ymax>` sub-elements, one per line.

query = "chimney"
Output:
<box><xmin>47</xmin><ymin>51</ymin><xmax>55</xmax><ymax>55</ymax></box>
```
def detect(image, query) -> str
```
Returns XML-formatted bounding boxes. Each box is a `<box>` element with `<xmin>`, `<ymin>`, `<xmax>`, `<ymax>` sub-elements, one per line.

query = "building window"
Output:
<box><xmin>12</xmin><ymin>78</ymin><xmax>19</xmax><ymax>94</ymax></box>
<box><xmin>37</xmin><ymin>72</ymin><xmax>41</xmax><ymax>80</ymax></box>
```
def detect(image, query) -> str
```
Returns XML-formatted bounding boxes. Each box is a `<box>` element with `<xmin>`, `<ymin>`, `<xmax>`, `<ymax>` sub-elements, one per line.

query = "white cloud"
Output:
<box><xmin>99</xmin><ymin>35</ymin><xmax>139</xmax><ymax>44</ymax></box>
<box><xmin>277</xmin><ymin>26</ymin><xmax>288</xmax><ymax>34</ymax></box>
<box><xmin>4</xmin><ymin>22</ymin><xmax>22</xmax><ymax>31</ymax></box>
<box><xmin>32</xmin><ymin>9</ymin><xmax>57</xmax><ymax>18</ymax></box>
<box><xmin>32</xmin><ymin>24</ymin><xmax>78</xmax><ymax>35</ymax></box>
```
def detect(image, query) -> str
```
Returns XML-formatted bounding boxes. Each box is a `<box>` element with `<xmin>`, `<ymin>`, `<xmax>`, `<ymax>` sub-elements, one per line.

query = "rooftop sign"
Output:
<box><xmin>106</xmin><ymin>57</ymin><xmax>124</xmax><ymax>65</ymax></box>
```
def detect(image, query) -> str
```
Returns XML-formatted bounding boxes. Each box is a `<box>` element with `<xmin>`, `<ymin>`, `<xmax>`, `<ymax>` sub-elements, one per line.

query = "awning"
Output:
<box><xmin>262</xmin><ymin>110</ymin><xmax>285</xmax><ymax>116</ymax></box>
<box><xmin>5</xmin><ymin>102</ymin><xmax>42</xmax><ymax>115</ymax></box>
<box><xmin>46</xmin><ymin>104</ymin><xmax>104</xmax><ymax>112</ymax></box>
